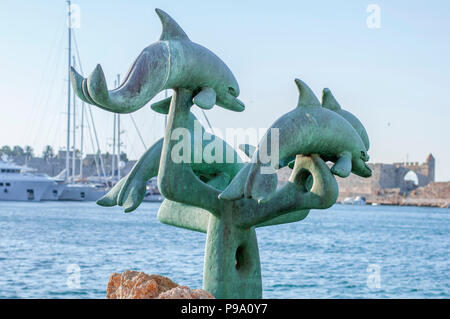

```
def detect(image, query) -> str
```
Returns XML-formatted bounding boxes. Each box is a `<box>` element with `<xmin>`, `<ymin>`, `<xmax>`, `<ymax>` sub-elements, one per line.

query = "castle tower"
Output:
<box><xmin>426</xmin><ymin>153</ymin><xmax>435</xmax><ymax>182</ymax></box>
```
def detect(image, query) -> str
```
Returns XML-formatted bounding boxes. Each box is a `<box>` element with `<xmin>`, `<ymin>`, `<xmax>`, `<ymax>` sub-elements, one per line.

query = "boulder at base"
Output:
<box><xmin>106</xmin><ymin>270</ymin><xmax>215</xmax><ymax>299</ymax></box>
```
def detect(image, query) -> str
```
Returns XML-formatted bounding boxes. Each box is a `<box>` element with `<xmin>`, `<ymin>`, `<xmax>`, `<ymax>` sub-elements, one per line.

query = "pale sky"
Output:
<box><xmin>0</xmin><ymin>0</ymin><xmax>449</xmax><ymax>181</ymax></box>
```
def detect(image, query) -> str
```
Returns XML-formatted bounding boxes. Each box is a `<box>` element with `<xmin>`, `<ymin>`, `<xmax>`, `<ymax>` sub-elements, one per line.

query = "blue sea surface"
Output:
<box><xmin>0</xmin><ymin>201</ymin><xmax>448</xmax><ymax>298</ymax></box>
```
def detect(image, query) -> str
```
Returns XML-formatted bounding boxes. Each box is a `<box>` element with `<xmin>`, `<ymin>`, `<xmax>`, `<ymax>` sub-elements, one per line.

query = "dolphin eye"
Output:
<box><xmin>228</xmin><ymin>87</ymin><xmax>237</xmax><ymax>96</ymax></box>
<box><xmin>361</xmin><ymin>151</ymin><xmax>366</xmax><ymax>159</ymax></box>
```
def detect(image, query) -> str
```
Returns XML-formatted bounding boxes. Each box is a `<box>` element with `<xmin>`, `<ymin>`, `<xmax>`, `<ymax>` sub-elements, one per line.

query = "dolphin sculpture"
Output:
<box><xmin>70</xmin><ymin>8</ymin><xmax>244</xmax><ymax>114</ymax></box>
<box><xmin>219</xmin><ymin>78</ymin><xmax>372</xmax><ymax>203</ymax></box>
<box><xmin>270</xmin><ymin>88</ymin><xmax>372</xmax><ymax>170</ymax></box>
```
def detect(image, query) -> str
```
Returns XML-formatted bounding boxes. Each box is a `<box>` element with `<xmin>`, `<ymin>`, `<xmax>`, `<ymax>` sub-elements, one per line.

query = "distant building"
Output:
<box><xmin>278</xmin><ymin>154</ymin><xmax>436</xmax><ymax>200</ymax></box>
<box><xmin>335</xmin><ymin>153</ymin><xmax>435</xmax><ymax>198</ymax></box>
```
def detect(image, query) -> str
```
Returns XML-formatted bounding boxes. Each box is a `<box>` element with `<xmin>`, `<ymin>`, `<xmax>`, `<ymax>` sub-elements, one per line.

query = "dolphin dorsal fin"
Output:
<box><xmin>295</xmin><ymin>78</ymin><xmax>321</xmax><ymax>107</ymax></box>
<box><xmin>322</xmin><ymin>88</ymin><xmax>341</xmax><ymax>111</ymax></box>
<box><xmin>155</xmin><ymin>8</ymin><xmax>190</xmax><ymax>41</ymax></box>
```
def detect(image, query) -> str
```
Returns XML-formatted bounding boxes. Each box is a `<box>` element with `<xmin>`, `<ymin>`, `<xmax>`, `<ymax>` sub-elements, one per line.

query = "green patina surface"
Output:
<box><xmin>71</xmin><ymin>9</ymin><xmax>371</xmax><ymax>299</ymax></box>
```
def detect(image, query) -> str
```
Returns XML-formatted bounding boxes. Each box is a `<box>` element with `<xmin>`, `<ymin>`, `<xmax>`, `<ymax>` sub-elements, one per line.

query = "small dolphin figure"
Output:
<box><xmin>70</xmin><ymin>9</ymin><xmax>244</xmax><ymax>113</ymax></box>
<box><xmin>281</xmin><ymin>88</ymin><xmax>371</xmax><ymax>169</ymax></box>
<box><xmin>220</xmin><ymin>79</ymin><xmax>371</xmax><ymax>203</ymax></box>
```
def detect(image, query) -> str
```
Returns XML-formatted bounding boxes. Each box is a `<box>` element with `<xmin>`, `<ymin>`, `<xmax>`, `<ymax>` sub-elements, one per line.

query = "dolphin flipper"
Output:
<box><xmin>218</xmin><ymin>164</ymin><xmax>251</xmax><ymax>200</ymax></box>
<box><xmin>151</xmin><ymin>96</ymin><xmax>172</xmax><ymax>114</ymax></box>
<box><xmin>97</xmin><ymin>177</ymin><xmax>127</xmax><ymax>207</ymax></box>
<box><xmin>193</xmin><ymin>87</ymin><xmax>216</xmax><ymax>110</ymax></box>
<box><xmin>330</xmin><ymin>151</ymin><xmax>352</xmax><ymax>177</ymax></box>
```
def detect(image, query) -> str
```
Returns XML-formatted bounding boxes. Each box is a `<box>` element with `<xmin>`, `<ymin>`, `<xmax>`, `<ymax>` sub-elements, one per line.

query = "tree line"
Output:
<box><xmin>0</xmin><ymin>145</ymin><xmax>129</xmax><ymax>162</ymax></box>
<box><xmin>0</xmin><ymin>145</ymin><xmax>55</xmax><ymax>160</ymax></box>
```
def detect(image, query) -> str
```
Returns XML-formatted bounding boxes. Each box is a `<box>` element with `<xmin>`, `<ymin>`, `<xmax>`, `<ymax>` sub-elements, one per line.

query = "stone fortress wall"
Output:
<box><xmin>278</xmin><ymin>154</ymin><xmax>446</xmax><ymax>205</ymax></box>
<box><xmin>336</xmin><ymin>154</ymin><xmax>435</xmax><ymax>198</ymax></box>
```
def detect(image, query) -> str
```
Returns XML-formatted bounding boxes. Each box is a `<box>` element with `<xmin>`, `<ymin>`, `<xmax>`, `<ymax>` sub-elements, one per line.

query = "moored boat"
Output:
<box><xmin>0</xmin><ymin>159</ymin><xmax>62</xmax><ymax>202</ymax></box>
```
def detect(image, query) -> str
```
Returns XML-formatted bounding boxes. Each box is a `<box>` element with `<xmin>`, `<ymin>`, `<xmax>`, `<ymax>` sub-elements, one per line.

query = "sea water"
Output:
<box><xmin>0</xmin><ymin>201</ymin><xmax>448</xmax><ymax>298</ymax></box>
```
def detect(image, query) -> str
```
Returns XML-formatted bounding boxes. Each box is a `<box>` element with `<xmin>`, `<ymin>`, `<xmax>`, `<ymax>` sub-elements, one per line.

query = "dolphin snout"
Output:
<box><xmin>360</xmin><ymin>150</ymin><xmax>370</xmax><ymax>162</ymax></box>
<box><xmin>216</xmin><ymin>92</ymin><xmax>245</xmax><ymax>112</ymax></box>
<box><xmin>362</xmin><ymin>163</ymin><xmax>372</xmax><ymax>177</ymax></box>
<box><xmin>234</xmin><ymin>98</ymin><xmax>245</xmax><ymax>111</ymax></box>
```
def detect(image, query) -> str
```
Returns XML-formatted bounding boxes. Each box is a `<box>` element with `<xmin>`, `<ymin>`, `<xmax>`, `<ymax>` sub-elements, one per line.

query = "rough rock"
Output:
<box><xmin>106</xmin><ymin>270</ymin><xmax>214</xmax><ymax>299</ymax></box>
<box><xmin>157</xmin><ymin>286</ymin><xmax>215</xmax><ymax>299</ymax></box>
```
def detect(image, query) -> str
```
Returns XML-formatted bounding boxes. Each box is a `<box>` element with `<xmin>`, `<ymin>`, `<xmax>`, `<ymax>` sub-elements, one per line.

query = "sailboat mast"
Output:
<box><xmin>66</xmin><ymin>0</ymin><xmax>72</xmax><ymax>182</ymax></box>
<box><xmin>72</xmin><ymin>56</ymin><xmax>76</xmax><ymax>182</ymax></box>
<box><xmin>79</xmin><ymin>101</ymin><xmax>84</xmax><ymax>181</ymax></box>
<box><xmin>117</xmin><ymin>74</ymin><xmax>121</xmax><ymax>180</ymax></box>
<box><xmin>112</xmin><ymin>110</ymin><xmax>116</xmax><ymax>182</ymax></box>
<box><xmin>164</xmin><ymin>90</ymin><xmax>168</xmax><ymax>127</ymax></box>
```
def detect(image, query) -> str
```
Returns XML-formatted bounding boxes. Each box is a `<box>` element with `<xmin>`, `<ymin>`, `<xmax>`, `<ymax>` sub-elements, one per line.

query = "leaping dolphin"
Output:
<box><xmin>219</xmin><ymin>78</ymin><xmax>372</xmax><ymax>203</ymax></box>
<box><xmin>70</xmin><ymin>9</ymin><xmax>244</xmax><ymax>113</ymax></box>
<box><xmin>276</xmin><ymin>88</ymin><xmax>372</xmax><ymax>170</ymax></box>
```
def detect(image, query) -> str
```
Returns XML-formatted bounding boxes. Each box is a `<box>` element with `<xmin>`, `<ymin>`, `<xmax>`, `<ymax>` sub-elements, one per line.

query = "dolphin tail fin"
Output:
<box><xmin>70</xmin><ymin>67</ymin><xmax>95</xmax><ymax>105</ymax></box>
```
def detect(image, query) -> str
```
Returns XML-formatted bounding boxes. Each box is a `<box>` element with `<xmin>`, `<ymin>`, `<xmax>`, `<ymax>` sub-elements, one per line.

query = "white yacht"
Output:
<box><xmin>342</xmin><ymin>196</ymin><xmax>367</xmax><ymax>205</ymax></box>
<box><xmin>59</xmin><ymin>183</ymin><xmax>107</xmax><ymax>201</ymax></box>
<box><xmin>0</xmin><ymin>159</ymin><xmax>65</xmax><ymax>201</ymax></box>
<box><xmin>51</xmin><ymin>169</ymin><xmax>107</xmax><ymax>201</ymax></box>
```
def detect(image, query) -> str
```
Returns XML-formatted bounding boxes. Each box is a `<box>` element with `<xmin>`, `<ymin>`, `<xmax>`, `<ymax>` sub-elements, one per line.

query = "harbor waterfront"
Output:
<box><xmin>0</xmin><ymin>201</ymin><xmax>448</xmax><ymax>299</ymax></box>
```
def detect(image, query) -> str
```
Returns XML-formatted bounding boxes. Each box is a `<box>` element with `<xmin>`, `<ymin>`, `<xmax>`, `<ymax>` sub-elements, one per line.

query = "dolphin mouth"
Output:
<box><xmin>216</xmin><ymin>93</ymin><xmax>245</xmax><ymax>112</ymax></box>
<box><xmin>360</xmin><ymin>151</ymin><xmax>370</xmax><ymax>162</ymax></box>
<box><xmin>234</xmin><ymin>98</ymin><xmax>245</xmax><ymax>111</ymax></box>
<box><xmin>363</xmin><ymin>163</ymin><xmax>372</xmax><ymax>176</ymax></box>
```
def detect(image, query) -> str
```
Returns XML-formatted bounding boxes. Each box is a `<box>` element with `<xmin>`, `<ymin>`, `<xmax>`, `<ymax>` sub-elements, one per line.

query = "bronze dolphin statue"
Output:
<box><xmin>70</xmin><ymin>9</ymin><xmax>244</xmax><ymax>114</ymax></box>
<box><xmin>220</xmin><ymin>78</ymin><xmax>371</xmax><ymax>203</ymax></box>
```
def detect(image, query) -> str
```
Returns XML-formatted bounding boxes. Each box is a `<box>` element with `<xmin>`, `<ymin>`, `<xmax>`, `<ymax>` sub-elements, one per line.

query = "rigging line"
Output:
<box><xmin>32</xmin><ymin>32</ymin><xmax>66</xmax><ymax>148</ymax></box>
<box><xmin>123</xmin><ymin>131</ymin><xmax>138</xmax><ymax>162</ymax></box>
<box><xmin>29</xmin><ymin>28</ymin><xmax>65</xmax><ymax>146</ymax></box>
<box><xmin>73</xmin><ymin>30</ymin><xmax>107</xmax><ymax>181</ymax></box>
<box><xmin>84</xmin><ymin>104</ymin><xmax>101</xmax><ymax>179</ymax></box>
<box><xmin>23</xmin><ymin>11</ymin><xmax>66</xmax><ymax>144</ymax></box>
<box><xmin>129</xmin><ymin>113</ymin><xmax>147</xmax><ymax>149</ymax></box>
<box><xmin>42</xmin><ymin>84</ymin><xmax>66</xmax><ymax>147</ymax></box>
<box><xmin>49</xmin><ymin>111</ymin><xmax>64</xmax><ymax>151</ymax></box>
<box><xmin>201</xmin><ymin>109</ymin><xmax>215</xmax><ymax>135</ymax></box>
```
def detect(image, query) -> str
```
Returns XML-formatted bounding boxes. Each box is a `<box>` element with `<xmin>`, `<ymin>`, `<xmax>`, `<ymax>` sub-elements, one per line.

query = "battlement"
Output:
<box><xmin>336</xmin><ymin>153</ymin><xmax>435</xmax><ymax>198</ymax></box>
<box><xmin>278</xmin><ymin>154</ymin><xmax>436</xmax><ymax>200</ymax></box>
